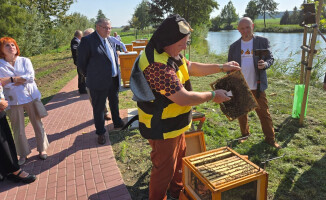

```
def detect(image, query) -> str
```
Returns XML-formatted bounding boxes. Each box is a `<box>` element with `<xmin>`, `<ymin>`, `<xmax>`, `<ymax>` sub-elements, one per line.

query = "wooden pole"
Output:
<box><xmin>299</xmin><ymin>0</ymin><xmax>323</xmax><ymax>125</ymax></box>
<box><xmin>300</xmin><ymin>26</ymin><xmax>308</xmax><ymax>84</ymax></box>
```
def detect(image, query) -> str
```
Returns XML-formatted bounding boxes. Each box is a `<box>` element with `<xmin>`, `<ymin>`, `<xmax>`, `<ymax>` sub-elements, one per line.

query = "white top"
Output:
<box><xmin>0</xmin><ymin>57</ymin><xmax>41</xmax><ymax>106</ymax></box>
<box><xmin>241</xmin><ymin>39</ymin><xmax>257</xmax><ymax>90</ymax></box>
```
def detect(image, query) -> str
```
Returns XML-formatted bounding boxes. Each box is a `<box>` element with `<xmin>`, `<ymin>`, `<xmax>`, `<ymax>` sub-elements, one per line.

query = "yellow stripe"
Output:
<box><xmin>163</xmin><ymin>122</ymin><xmax>192</xmax><ymax>139</ymax></box>
<box><xmin>162</xmin><ymin>104</ymin><xmax>191</xmax><ymax>119</ymax></box>
<box><xmin>138</xmin><ymin>108</ymin><xmax>152</xmax><ymax>128</ymax></box>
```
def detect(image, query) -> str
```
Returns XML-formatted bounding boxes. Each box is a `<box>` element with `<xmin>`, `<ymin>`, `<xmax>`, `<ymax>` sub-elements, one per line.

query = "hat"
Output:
<box><xmin>148</xmin><ymin>14</ymin><xmax>193</xmax><ymax>55</ymax></box>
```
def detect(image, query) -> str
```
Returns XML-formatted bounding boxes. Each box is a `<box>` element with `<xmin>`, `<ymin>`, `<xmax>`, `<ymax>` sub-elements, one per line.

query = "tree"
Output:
<box><xmin>26</xmin><ymin>0</ymin><xmax>74</xmax><ymax>26</ymax></box>
<box><xmin>132</xmin><ymin>0</ymin><xmax>151</xmax><ymax>30</ymax></box>
<box><xmin>244</xmin><ymin>0</ymin><xmax>259</xmax><ymax>21</ymax></box>
<box><xmin>210</xmin><ymin>15</ymin><xmax>223</xmax><ymax>31</ymax></box>
<box><xmin>96</xmin><ymin>9</ymin><xmax>106</xmax><ymax>21</ymax></box>
<box><xmin>289</xmin><ymin>6</ymin><xmax>299</xmax><ymax>24</ymax></box>
<box><xmin>149</xmin><ymin>0</ymin><xmax>218</xmax><ymax>28</ymax></box>
<box><xmin>255</xmin><ymin>0</ymin><xmax>278</xmax><ymax>28</ymax></box>
<box><xmin>280</xmin><ymin>10</ymin><xmax>290</xmax><ymax>25</ymax></box>
<box><xmin>220</xmin><ymin>1</ymin><xmax>238</xmax><ymax>29</ymax></box>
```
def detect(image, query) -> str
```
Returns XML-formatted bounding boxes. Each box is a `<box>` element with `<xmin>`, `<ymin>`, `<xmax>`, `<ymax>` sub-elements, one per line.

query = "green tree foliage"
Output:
<box><xmin>27</xmin><ymin>0</ymin><xmax>74</xmax><ymax>26</ymax></box>
<box><xmin>280</xmin><ymin>10</ymin><xmax>290</xmax><ymax>25</ymax></box>
<box><xmin>96</xmin><ymin>9</ymin><xmax>106</xmax><ymax>21</ymax></box>
<box><xmin>148</xmin><ymin>0</ymin><xmax>218</xmax><ymax>28</ymax></box>
<box><xmin>132</xmin><ymin>0</ymin><xmax>151</xmax><ymax>30</ymax></box>
<box><xmin>210</xmin><ymin>15</ymin><xmax>223</xmax><ymax>31</ymax></box>
<box><xmin>0</xmin><ymin>0</ymin><xmax>92</xmax><ymax>56</ymax></box>
<box><xmin>289</xmin><ymin>6</ymin><xmax>299</xmax><ymax>24</ymax></box>
<box><xmin>244</xmin><ymin>0</ymin><xmax>259</xmax><ymax>21</ymax></box>
<box><xmin>255</xmin><ymin>0</ymin><xmax>278</xmax><ymax>28</ymax></box>
<box><xmin>220</xmin><ymin>1</ymin><xmax>238</xmax><ymax>29</ymax></box>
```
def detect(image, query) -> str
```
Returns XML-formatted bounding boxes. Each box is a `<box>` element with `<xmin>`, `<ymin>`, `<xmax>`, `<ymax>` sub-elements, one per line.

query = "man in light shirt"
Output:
<box><xmin>228</xmin><ymin>17</ymin><xmax>281</xmax><ymax>148</ymax></box>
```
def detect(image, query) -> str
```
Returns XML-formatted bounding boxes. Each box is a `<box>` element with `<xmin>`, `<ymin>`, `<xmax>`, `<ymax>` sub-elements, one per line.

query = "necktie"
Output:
<box><xmin>103</xmin><ymin>38</ymin><xmax>118</xmax><ymax>77</ymax></box>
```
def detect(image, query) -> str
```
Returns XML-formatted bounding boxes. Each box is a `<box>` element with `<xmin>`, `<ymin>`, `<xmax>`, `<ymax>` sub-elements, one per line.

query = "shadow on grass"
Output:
<box><xmin>273</xmin><ymin>155</ymin><xmax>326</xmax><ymax>200</ymax></box>
<box><xmin>126</xmin><ymin>167</ymin><xmax>151</xmax><ymax>200</ymax></box>
<box><xmin>276</xmin><ymin>116</ymin><xmax>301</xmax><ymax>147</ymax></box>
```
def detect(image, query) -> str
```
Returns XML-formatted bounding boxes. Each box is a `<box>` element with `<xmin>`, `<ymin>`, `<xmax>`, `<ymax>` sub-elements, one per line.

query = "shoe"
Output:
<box><xmin>79</xmin><ymin>90</ymin><xmax>87</xmax><ymax>94</ymax></box>
<box><xmin>39</xmin><ymin>153</ymin><xmax>48</xmax><ymax>160</ymax></box>
<box><xmin>239</xmin><ymin>135</ymin><xmax>250</xmax><ymax>143</ymax></box>
<box><xmin>265</xmin><ymin>140</ymin><xmax>282</xmax><ymax>149</ymax></box>
<box><xmin>18</xmin><ymin>157</ymin><xmax>27</xmax><ymax>166</ymax></box>
<box><xmin>104</xmin><ymin>114</ymin><xmax>111</xmax><ymax>120</ymax></box>
<box><xmin>113</xmin><ymin>121</ymin><xmax>125</xmax><ymax>130</ymax></box>
<box><xmin>7</xmin><ymin>170</ymin><xmax>36</xmax><ymax>184</ymax></box>
<box><xmin>98</xmin><ymin>134</ymin><xmax>106</xmax><ymax>144</ymax></box>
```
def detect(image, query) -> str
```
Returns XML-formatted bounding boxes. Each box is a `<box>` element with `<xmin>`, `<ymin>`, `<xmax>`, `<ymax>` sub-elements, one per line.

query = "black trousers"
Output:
<box><xmin>77</xmin><ymin>67</ymin><xmax>86</xmax><ymax>93</ymax></box>
<box><xmin>89</xmin><ymin>77</ymin><xmax>123</xmax><ymax>135</ymax></box>
<box><xmin>0</xmin><ymin>114</ymin><xmax>20</xmax><ymax>176</ymax></box>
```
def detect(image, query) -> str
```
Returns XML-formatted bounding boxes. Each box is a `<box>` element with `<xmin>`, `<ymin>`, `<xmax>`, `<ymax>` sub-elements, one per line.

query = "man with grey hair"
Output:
<box><xmin>228</xmin><ymin>17</ymin><xmax>281</xmax><ymax>148</ymax></box>
<box><xmin>71</xmin><ymin>30</ymin><xmax>86</xmax><ymax>94</ymax></box>
<box><xmin>78</xmin><ymin>18</ymin><xmax>125</xmax><ymax>145</ymax></box>
<box><xmin>83</xmin><ymin>28</ymin><xmax>94</xmax><ymax>37</ymax></box>
<box><xmin>82</xmin><ymin>27</ymin><xmax>111</xmax><ymax>120</ymax></box>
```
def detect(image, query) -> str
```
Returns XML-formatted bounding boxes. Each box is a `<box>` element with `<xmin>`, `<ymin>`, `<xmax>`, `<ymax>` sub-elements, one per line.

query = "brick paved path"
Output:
<box><xmin>0</xmin><ymin>76</ymin><xmax>132</xmax><ymax>200</ymax></box>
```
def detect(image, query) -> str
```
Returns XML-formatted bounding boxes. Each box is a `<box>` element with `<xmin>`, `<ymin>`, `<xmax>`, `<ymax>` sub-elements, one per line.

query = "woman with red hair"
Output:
<box><xmin>0</xmin><ymin>37</ymin><xmax>49</xmax><ymax>165</ymax></box>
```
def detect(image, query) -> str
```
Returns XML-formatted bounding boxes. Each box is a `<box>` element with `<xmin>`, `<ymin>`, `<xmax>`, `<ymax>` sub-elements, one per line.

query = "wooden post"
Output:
<box><xmin>300</xmin><ymin>0</ymin><xmax>323</xmax><ymax>125</ymax></box>
<box><xmin>300</xmin><ymin>26</ymin><xmax>308</xmax><ymax>84</ymax></box>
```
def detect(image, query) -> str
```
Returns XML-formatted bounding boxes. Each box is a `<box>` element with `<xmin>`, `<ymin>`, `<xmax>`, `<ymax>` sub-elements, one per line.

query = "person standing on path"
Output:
<box><xmin>71</xmin><ymin>30</ymin><xmax>86</xmax><ymax>94</ymax></box>
<box><xmin>78</xmin><ymin>18</ymin><xmax>125</xmax><ymax>145</ymax></box>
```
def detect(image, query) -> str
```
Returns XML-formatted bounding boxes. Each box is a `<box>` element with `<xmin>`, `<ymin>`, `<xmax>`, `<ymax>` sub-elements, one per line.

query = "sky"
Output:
<box><xmin>68</xmin><ymin>0</ymin><xmax>304</xmax><ymax>27</ymax></box>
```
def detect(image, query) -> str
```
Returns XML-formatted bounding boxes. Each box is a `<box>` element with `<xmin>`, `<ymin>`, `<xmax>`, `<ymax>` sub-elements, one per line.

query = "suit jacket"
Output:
<box><xmin>77</xmin><ymin>31</ymin><xmax>121</xmax><ymax>90</ymax></box>
<box><xmin>70</xmin><ymin>37</ymin><xmax>80</xmax><ymax>65</ymax></box>
<box><xmin>228</xmin><ymin>35</ymin><xmax>274</xmax><ymax>92</ymax></box>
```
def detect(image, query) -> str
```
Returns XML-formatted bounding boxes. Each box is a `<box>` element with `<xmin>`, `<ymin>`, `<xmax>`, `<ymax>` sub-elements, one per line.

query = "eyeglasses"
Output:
<box><xmin>98</xmin><ymin>25</ymin><xmax>112</xmax><ymax>31</ymax></box>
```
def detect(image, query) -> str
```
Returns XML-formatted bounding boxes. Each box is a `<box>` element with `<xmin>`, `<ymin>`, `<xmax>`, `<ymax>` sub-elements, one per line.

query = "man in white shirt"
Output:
<box><xmin>228</xmin><ymin>17</ymin><xmax>281</xmax><ymax>148</ymax></box>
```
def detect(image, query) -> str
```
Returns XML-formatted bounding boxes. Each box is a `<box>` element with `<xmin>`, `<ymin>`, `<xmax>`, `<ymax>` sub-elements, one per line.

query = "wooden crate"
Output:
<box><xmin>182</xmin><ymin>147</ymin><xmax>268</xmax><ymax>200</ymax></box>
<box><xmin>133</xmin><ymin>46</ymin><xmax>145</xmax><ymax>56</ymax></box>
<box><xmin>119</xmin><ymin>51</ymin><xmax>138</xmax><ymax>87</ymax></box>
<box><xmin>125</xmin><ymin>44</ymin><xmax>133</xmax><ymax>51</ymax></box>
<box><xmin>132</xmin><ymin>40</ymin><xmax>146</xmax><ymax>47</ymax></box>
<box><xmin>139</xmin><ymin>38</ymin><xmax>148</xmax><ymax>45</ymax></box>
<box><xmin>185</xmin><ymin>131</ymin><xmax>206</xmax><ymax>157</ymax></box>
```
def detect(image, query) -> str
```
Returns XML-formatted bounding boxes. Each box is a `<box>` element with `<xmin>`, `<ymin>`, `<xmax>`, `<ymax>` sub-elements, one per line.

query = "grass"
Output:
<box><xmin>24</xmin><ymin>32</ymin><xmax>326</xmax><ymax>199</ymax></box>
<box><xmin>109</xmin><ymin>41</ymin><xmax>326</xmax><ymax>199</ymax></box>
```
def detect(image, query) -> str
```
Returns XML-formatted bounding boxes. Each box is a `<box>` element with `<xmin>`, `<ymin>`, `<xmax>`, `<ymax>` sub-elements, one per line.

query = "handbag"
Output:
<box><xmin>33</xmin><ymin>98</ymin><xmax>48</xmax><ymax>118</ymax></box>
<box><xmin>25</xmin><ymin>85</ymin><xmax>48</xmax><ymax>118</ymax></box>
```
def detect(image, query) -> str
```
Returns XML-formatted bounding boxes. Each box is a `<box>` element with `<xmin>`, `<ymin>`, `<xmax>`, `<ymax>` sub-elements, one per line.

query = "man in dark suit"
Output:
<box><xmin>77</xmin><ymin>18</ymin><xmax>124</xmax><ymax>144</ymax></box>
<box><xmin>228</xmin><ymin>17</ymin><xmax>281</xmax><ymax>148</ymax></box>
<box><xmin>71</xmin><ymin>30</ymin><xmax>86</xmax><ymax>94</ymax></box>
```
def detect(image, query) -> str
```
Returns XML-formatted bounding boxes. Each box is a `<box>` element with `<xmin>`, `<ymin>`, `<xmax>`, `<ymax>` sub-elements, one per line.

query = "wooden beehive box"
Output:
<box><xmin>132</xmin><ymin>40</ymin><xmax>146</xmax><ymax>47</ymax></box>
<box><xmin>125</xmin><ymin>44</ymin><xmax>133</xmax><ymax>51</ymax></box>
<box><xmin>182</xmin><ymin>147</ymin><xmax>268</xmax><ymax>200</ymax></box>
<box><xmin>119</xmin><ymin>51</ymin><xmax>138</xmax><ymax>87</ymax></box>
<box><xmin>185</xmin><ymin>131</ymin><xmax>206</xmax><ymax>157</ymax></box>
<box><xmin>133</xmin><ymin>46</ymin><xmax>146</xmax><ymax>56</ymax></box>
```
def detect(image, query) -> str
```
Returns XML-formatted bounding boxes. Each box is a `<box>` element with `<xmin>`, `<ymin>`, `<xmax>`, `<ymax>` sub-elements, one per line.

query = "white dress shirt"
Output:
<box><xmin>0</xmin><ymin>57</ymin><xmax>41</xmax><ymax>105</ymax></box>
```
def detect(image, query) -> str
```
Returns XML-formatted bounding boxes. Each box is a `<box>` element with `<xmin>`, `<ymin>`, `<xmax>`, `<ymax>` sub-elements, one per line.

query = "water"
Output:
<box><xmin>206</xmin><ymin>30</ymin><xmax>326</xmax><ymax>61</ymax></box>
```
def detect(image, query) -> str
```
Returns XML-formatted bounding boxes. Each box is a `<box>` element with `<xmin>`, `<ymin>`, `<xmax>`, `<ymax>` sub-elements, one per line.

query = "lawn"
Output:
<box><xmin>29</xmin><ymin>35</ymin><xmax>326</xmax><ymax>200</ymax></box>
